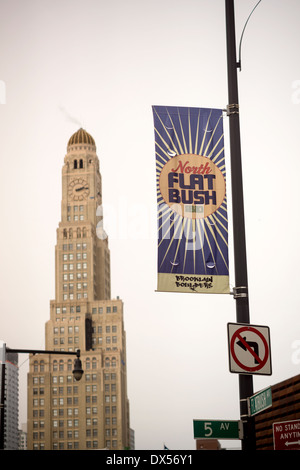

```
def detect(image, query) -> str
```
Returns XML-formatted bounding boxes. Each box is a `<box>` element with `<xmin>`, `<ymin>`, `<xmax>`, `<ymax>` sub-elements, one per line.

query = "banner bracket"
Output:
<box><xmin>232</xmin><ymin>286</ymin><xmax>248</xmax><ymax>299</ymax></box>
<box><xmin>226</xmin><ymin>103</ymin><xmax>239</xmax><ymax>115</ymax></box>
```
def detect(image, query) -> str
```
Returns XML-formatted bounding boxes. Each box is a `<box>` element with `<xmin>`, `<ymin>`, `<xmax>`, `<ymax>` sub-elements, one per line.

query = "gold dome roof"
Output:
<box><xmin>68</xmin><ymin>128</ymin><xmax>95</xmax><ymax>147</ymax></box>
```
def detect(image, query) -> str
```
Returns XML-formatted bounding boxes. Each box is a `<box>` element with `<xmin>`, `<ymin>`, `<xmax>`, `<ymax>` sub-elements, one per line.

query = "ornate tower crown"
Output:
<box><xmin>67</xmin><ymin>128</ymin><xmax>96</xmax><ymax>152</ymax></box>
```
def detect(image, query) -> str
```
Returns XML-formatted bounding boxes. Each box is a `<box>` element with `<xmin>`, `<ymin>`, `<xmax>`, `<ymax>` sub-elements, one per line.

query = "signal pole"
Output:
<box><xmin>225</xmin><ymin>0</ymin><xmax>256</xmax><ymax>450</ymax></box>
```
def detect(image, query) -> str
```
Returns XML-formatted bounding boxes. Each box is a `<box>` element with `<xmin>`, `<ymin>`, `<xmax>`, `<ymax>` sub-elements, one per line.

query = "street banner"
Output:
<box><xmin>153</xmin><ymin>105</ymin><xmax>229</xmax><ymax>294</ymax></box>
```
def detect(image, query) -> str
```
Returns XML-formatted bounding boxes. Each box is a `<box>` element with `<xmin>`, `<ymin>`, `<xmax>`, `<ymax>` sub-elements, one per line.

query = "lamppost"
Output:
<box><xmin>0</xmin><ymin>346</ymin><xmax>84</xmax><ymax>449</ymax></box>
<box><xmin>225</xmin><ymin>0</ymin><xmax>256</xmax><ymax>450</ymax></box>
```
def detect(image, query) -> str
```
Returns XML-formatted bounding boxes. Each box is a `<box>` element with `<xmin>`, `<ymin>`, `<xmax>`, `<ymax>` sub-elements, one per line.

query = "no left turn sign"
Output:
<box><xmin>227</xmin><ymin>323</ymin><xmax>272</xmax><ymax>376</ymax></box>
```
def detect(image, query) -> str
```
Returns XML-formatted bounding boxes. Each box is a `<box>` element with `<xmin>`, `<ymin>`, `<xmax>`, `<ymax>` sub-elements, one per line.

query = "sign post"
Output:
<box><xmin>225</xmin><ymin>0</ymin><xmax>255</xmax><ymax>449</ymax></box>
<box><xmin>193</xmin><ymin>419</ymin><xmax>242</xmax><ymax>440</ymax></box>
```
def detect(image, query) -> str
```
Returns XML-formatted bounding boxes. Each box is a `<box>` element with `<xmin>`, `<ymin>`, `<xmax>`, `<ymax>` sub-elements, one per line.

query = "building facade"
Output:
<box><xmin>0</xmin><ymin>342</ymin><xmax>19</xmax><ymax>450</ymax></box>
<box><xmin>27</xmin><ymin>129</ymin><xmax>130</xmax><ymax>450</ymax></box>
<box><xmin>19</xmin><ymin>423</ymin><xmax>27</xmax><ymax>450</ymax></box>
<box><xmin>254</xmin><ymin>374</ymin><xmax>300</xmax><ymax>450</ymax></box>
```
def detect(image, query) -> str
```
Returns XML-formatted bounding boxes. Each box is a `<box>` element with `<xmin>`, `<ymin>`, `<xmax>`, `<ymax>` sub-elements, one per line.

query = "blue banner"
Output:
<box><xmin>153</xmin><ymin>105</ymin><xmax>229</xmax><ymax>294</ymax></box>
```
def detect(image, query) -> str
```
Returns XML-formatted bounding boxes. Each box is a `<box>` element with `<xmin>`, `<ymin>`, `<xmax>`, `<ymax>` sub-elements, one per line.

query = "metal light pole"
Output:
<box><xmin>0</xmin><ymin>346</ymin><xmax>83</xmax><ymax>450</ymax></box>
<box><xmin>225</xmin><ymin>0</ymin><xmax>256</xmax><ymax>450</ymax></box>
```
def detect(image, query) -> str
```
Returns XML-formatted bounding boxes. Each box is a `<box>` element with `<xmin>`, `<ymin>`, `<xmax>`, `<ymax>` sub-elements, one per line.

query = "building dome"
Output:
<box><xmin>68</xmin><ymin>128</ymin><xmax>95</xmax><ymax>147</ymax></box>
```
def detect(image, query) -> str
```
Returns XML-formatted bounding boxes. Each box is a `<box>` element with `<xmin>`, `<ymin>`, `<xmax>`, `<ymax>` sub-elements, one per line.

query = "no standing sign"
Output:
<box><xmin>227</xmin><ymin>323</ymin><xmax>272</xmax><ymax>375</ymax></box>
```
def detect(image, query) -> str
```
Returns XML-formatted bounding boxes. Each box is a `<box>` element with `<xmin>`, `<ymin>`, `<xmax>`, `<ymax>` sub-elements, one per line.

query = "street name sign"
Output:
<box><xmin>248</xmin><ymin>387</ymin><xmax>272</xmax><ymax>417</ymax></box>
<box><xmin>273</xmin><ymin>419</ymin><xmax>300</xmax><ymax>450</ymax></box>
<box><xmin>193</xmin><ymin>419</ymin><xmax>242</xmax><ymax>440</ymax></box>
<box><xmin>227</xmin><ymin>322</ymin><xmax>272</xmax><ymax>375</ymax></box>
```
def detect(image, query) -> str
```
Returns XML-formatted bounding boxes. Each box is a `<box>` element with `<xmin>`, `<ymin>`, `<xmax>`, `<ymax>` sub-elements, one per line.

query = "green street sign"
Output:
<box><xmin>193</xmin><ymin>419</ymin><xmax>242</xmax><ymax>440</ymax></box>
<box><xmin>248</xmin><ymin>387</ymin><xmax>272</xmax><ymax>417</ymax></box>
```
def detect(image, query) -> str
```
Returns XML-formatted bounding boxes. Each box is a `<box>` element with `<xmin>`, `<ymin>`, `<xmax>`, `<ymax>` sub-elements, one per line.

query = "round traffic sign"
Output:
<box><xmin>230</xmin><ymin>326</ymin><xmax>269</xmax><ymax>373</ymax></box>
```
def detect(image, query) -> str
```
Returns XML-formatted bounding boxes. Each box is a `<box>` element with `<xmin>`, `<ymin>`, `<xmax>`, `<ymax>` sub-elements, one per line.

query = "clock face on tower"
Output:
<box><xmin>68</xmin><ymin>178</ymin><xmax>90</xmax><ymax>201</ymax></box>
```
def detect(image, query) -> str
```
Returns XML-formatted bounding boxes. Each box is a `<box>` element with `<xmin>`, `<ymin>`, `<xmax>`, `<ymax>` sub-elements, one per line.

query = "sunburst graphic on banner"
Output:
<box><xmin>153</xmin><ymin>106</ymin><xmax>229</xmax><ymax>285</ymax></box>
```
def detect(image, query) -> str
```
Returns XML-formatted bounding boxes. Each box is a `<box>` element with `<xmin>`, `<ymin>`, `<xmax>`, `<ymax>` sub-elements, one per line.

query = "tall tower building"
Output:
<box><xmin>27</xmin><ymin>129</ymin><xmax>130</xmax><ymax>450</ymax></box>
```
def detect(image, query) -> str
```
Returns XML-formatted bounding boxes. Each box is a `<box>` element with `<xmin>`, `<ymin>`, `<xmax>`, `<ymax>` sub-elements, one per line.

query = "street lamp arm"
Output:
<box><xmin>6</xmin><ymin>348</ymin><xmax>81</xmax><ymax>358</ymax></box>
<box><xmin>238</xmin><ymin>0</ymin><xmax>262</xmax><ymax>70</ymax></box>
<box><xmin>5</xmin><ymin>347</ymin><xmax>83</xmax><ymax>381</ymax></box>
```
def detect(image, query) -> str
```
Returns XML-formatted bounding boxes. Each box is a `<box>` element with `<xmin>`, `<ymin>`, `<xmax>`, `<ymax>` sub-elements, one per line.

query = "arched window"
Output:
<box><xmin>74</xmin><ymin>159</ymin><xmax>78</xmax><ymax>169</ymax></box>
<box><xmin>79</xmin><ymin>159</ymin><xmax>83</xmax><ymax>169</ymax></box>
<box><xmin>77</xmin><ymin>228</ymin><xmax>81</xmax><ymax>238</ymax></box>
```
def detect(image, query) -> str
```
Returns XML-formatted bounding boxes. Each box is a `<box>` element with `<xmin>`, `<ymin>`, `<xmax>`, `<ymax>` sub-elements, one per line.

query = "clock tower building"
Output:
<box><xmin>58</xmin><ymin>128</ymin><xmax>110</xmax><ymax>302</ymax></box>
<box><xmin>27</xmin><ymin>129</ymin><xmax>131</xmax><ymax>450</ymax></box>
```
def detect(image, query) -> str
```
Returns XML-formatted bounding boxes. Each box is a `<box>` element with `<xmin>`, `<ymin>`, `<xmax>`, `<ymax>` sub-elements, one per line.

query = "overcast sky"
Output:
<box><xmin>1</xmin><ymin>0</ymin><xmax>300</xmax><ymax>450</ymax></box>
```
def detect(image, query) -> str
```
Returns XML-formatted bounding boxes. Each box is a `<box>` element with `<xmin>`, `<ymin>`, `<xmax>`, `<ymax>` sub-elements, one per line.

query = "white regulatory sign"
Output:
<box><xmin>227</xmin><ymin>323</ymin><xmax>272</xmax><ymax>375</ymax></box>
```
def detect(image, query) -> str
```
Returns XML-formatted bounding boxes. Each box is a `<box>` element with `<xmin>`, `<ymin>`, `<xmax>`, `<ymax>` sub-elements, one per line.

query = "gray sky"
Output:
<box><xmin>0</xmin><ymin>0</ymin><xmax>300</xmax><ymax>450</ymax></box>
